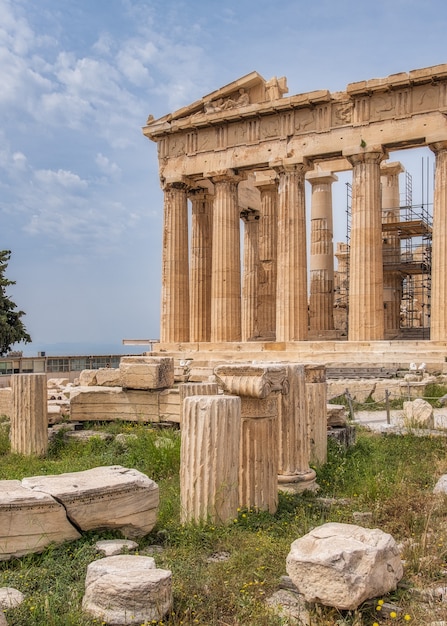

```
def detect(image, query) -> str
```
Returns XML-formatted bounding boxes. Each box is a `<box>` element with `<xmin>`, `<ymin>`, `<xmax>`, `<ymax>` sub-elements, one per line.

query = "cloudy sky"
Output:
<box><xmin>1</xmin><ymin>0</ymin><xmax>446</xmax><ymax>356</ymax></box>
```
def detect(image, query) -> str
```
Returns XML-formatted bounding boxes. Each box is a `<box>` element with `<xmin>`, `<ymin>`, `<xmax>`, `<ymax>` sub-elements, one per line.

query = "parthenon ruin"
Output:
<box><xmin>143</xmin><ymin>63</ymin><xmax>447</xmax><ymax>367</ymax></box>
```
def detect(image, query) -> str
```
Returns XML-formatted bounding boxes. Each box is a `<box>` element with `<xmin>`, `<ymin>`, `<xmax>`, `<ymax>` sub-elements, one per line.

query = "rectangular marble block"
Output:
<box><xmin>69</xmin><ymin>387</ymin><xmax>160</xmax><ymax>422</ymax></box>
<box><xmin>119</xmin><ymin>357</ymin><xmax>174</xmax><ymax>390</ymax></box>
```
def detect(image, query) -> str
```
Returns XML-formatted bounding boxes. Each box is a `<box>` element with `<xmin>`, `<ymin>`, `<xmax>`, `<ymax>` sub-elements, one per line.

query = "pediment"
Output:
<box><xmin>146</xmin><ymin>72</ymin><xmax>288</xmax><ymax>126</ymax></box>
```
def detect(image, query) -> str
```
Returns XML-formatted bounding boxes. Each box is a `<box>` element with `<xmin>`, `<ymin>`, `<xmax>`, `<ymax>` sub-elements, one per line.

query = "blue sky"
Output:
<box><xmin>1</xmin><ymin>0</ymin><xmax>446</xmax><ymax>355</ymax></box>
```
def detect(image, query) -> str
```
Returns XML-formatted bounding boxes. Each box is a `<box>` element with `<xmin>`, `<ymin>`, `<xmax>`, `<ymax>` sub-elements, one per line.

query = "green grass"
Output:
<box><xmin>1</xmin><ymin>422</ymin><xmax>447</xmax><ymax>624</ymax></box>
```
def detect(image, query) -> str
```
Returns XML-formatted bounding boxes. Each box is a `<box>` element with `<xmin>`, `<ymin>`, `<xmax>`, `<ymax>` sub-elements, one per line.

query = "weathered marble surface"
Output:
<box><xmin>23</xmin><ymin>466</ymin><xmax>159</xmax><ymax>539</ymax></box>
<box><xmin>0</xmin><ymin>480</ymin><xmax>81</xmax><ymax>561</ymax></box>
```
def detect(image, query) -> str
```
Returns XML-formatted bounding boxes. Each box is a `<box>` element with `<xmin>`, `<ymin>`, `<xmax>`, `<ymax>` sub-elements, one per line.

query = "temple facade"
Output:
<box><xmin>143</xmin><ymin>64</ymin><xmax>447</xmax><ymax>353</ymax></box>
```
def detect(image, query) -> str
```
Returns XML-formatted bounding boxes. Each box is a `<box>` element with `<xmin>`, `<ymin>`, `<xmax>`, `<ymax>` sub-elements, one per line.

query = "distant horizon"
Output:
<box><xmin>6</xmin><ymin>340</ymin><xmax>158</xmax><ymax>359</ymax></box>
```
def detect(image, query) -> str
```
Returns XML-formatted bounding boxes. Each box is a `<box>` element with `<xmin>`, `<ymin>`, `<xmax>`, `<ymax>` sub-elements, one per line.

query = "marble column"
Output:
<box><xmin>255</xmin><ymin>177</ymin><xmax>278</xmax><ymax>340</ymax></box>
<box><xmin>11</xmin><ymin>374</ymin><xmax>47</xmax><ymax>456</ymax></box>
<box><xmin>180</xmin><ymin>395</ymin><xmax>241</xmax><ymax>524</ymax></box>
<box><xmin>189</xmin><ymin>188</ymin><xmax>213</xmax><ymax>343</ymax></box>
<box><xmin>179</xmin><ymin>381</ymin><xmax>219</xmax><ymax>425</ymax></box>
<box><xmin>275</xmin><ymin>163</ymin><xmax>309</xmax><ymax>342</ymax></box>
<box><xmin>160</xmin><ymin>181</ymin><xmax>190</xmax><ymax>344</ymax></box>
<box><xmin>210</xmin><ymin>171</ymin><xmax>244</xmax><ymax>342</ymax></box>
<box><xmin>214</xmin><ymin>363</ymin><xmax>289</xmax><ymax>513</ymax></box>
<box><xmin>307</xmin><ymin>172</ymin><xmax>337</xmax><ymax>333</ymax></box>
<box><xmin>241</xmin><ymin>209</ymin><xmax>260</xmax><ymax>341</ymax></box>
<box><xmin>277</xmin><ymin>363</ymin><xmax>317</xmax><ymax>492</ymax></box>
<box><xmin>305</xmin><ymin>364</ymin><xmax>327</xmax><ymax>466</ymax></box>
<box><xmin>381</xmin><ymin>162</ymin><xmax>404</xmax><ymax>335</ymax></box>
<box><xmin>346</xmin><ymin>149</ymin><xmax>386</xmax><ymax>341</ymax></box>
<box><xmin>430</xmin><ymin>141</ymin><xmax>447</xmax><ymax>341</ymax></box>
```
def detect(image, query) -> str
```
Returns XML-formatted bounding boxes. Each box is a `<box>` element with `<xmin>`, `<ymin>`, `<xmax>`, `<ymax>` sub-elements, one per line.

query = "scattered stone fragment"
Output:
<box><xmin>266</xmin><ymin>589</ymin><xmax>311</xmax><ymax>625</ymax></box>
<box><xmin>95</xmin><ymin>539</ymin><xmax>138</xmax><ymax>557</ymax></box>
<box><xmin>82</xmin><ymin>555</ymin><xmax>172</xmax><ymax>625</ymax></box>
<box><xmin>0</xmin><ymin>587</ymin><xmax>24</xmax><ymax>609</ymax></box>
<box><xmin>433</xmin><ymin>475</ymin><xmax>447</xmax><ymax>494</ymax></box>
<box><xmin>403</xmin><ymin>398</ymin><xmax>434</xmax><ymax>429</ymax></box>
<box><xmin>115</xmin><ymin>433</ymin><xmax>138</xmax><ymax>446</ymax></box>
<box><xmin>63</xmin><ymin>430</ymin><xmax>114</xmax><ymax>442</ymax></box>
<box><xmin>206</xmin><ymin>551</ymin><xmax>231</xmax><ymax>563</ymax></box>
<box><xmin>0</xmin><ymin>611</ymin><xmax>7</xmax><ymax>626</ymax></box>
<box><xmin>286</xmin><ymin>522</ymin><xmax>403</xmax><ymax>610</ymax></box>
<box><xmin>352</xmin><ymin>511</ymin><xmax>373</xmax><ymax>524</ymax></box>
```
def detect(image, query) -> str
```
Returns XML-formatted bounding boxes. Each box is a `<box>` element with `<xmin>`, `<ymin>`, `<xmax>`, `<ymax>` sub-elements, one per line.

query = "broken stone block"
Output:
<box><xmin>0</xmin><ymin>480</ymin><xmax>81</xmax><ymax>561</ymax></box>
<box><xmin>22</xmin><ymin>466</ymin><xmax>159</xmax><ymax>539</ymax></box>
<box><xmin>95</xmin><ymin>539</ymin><xmax>138</xmax><ymax>557</ymax></box>
<box><xmin>0</xmin><ymin>587</ymin><xmax>24</xmax><ymax>609</ymax></box>
<box><xmin>82</xmin><ymin>555</ymin><xmax>172</xmax><ymax>625</ymax></box>
<box><xmin>69</xmin><ymin>386</ymin><xmax>160</xmax><ymax>422</ymax></box>
<box><xmin>403</xmin><ymin>398</ymin><xmax>434</xmax><ymax>429</ymax></box>
<box><xmin>286</xmin><ymin>522</ymin><xmax>403</xmax><ymax>610</ymax></box>
<box><xmin>119</xmin><ymin>356</ymin><xmax>174</xmax><ymax>390</ymax></box>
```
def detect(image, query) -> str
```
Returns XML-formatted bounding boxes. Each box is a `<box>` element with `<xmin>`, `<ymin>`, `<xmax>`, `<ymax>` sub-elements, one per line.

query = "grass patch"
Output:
<box><xmin>1</xmin><ymin>423</ymin><xmax>447</xmax><ymax>624</ymax></box>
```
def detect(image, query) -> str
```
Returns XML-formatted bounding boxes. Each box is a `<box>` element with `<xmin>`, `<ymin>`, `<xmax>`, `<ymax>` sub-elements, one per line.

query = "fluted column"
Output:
<box><xmin>307</xmin><ymin>172</ymin><xmax>337</xmax><ymax>333</ymax></box>
<box><xmin>430</xmin><ymin>141</ymin><xmax>447</xmax><ymax>340</ymax></box>
<box><xmin>275</xmin><ymin>163</ymin><xmax>309</xmax><ymax>341</ymax></box>
<box><xmin>241</xmin><ymin>209</ymin><xmax>260</xmax><ymax>341</ymax></box>
<box><xmin>305</xmin><ymin>364</ymin><xmax>327</xmax><ymax>466</ymax></box>
<box><xmin>346</xmin><ymin>149</ymin><xmax>386</xmax><ymax>340</ymax></box>
<box><xmin>160</xmin><ymin>182</ymin><xmax>190</xmax><ymax>343</ymax></box>
<box><xmin>381</xmin><ymin>162</ymin><xmax>404</xmax><ymax>335</ymax></box>
<box><xmin>210</xmin><ymin>171</ymin><xmax>244</xmax><ymax>342</ymax></box>
<box><xmin>180</xmin><ymin>395</ymin><xmax>241</xmax><ymax>524</ymax></box>
<box><xmin>255</xmin><ymin>178</ymin><xmax>278</xmax><ymax>340</ymax></box>
<box><xmin>189</xmin><ymin>189</ymin><xmax>213</xmax><ymax>342</ymax></box>
<box><xmin>278</xmin><ymin>364</ymin><xmax>317</xmax><ymax>492</ymax></box>
<box><xmin>11</xmin><ymin>374</ymin><xmax>47</xmax><ymax>456</ymax></box>
<box><xmin>214</xmin><ymin>363</ymin><xmax>289</xmax><ymax>514</ymax></box>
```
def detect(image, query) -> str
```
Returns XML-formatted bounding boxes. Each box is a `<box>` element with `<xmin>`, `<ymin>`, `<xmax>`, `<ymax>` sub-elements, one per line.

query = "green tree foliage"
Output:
<box><xmin>0</xmin><ymin>250</ymin><xmax>31</xmax><ymax>356</ymax></box>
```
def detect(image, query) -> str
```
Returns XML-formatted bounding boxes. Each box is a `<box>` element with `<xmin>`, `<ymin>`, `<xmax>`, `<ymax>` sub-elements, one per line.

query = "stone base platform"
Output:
<box><xmin>152</xmin><ymin>339</ymin><xmax>447</xmax><ymax>376</ymax></box>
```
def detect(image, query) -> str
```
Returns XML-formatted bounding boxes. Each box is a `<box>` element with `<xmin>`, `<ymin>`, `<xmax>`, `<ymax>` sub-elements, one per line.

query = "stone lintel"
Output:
<box><xmin>214</xmin><ymin>363</ymin><xmax>288</xmax><ymax>398</ymax></box>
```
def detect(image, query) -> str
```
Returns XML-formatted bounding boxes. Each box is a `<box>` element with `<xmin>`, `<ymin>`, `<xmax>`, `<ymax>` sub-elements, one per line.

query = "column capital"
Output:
<box><xmin>161</xmin><ymin>179</ymin><xmax>190</xmax><ymax>192</ymax></box>
<box><xmin>188</xmin><ymin>186</ymin><xmax>212</xmax><ymax>200</ymax></box>
<box><xmin>429</xmin><ymin>140</ymin><xmax>447</xmax><ymax>155</ymax></box>
<box><xmin>240</xmin><ymin>208</ymin><xmax>260</xmax><ymax>223</ymax></box>
<box><xmin>269</xmin><ymin>157</ymin><xmax>312</xmax><ymax>175</ymax></box>
<box><xmin>344</xmin><ymin>146</ymin><xmax>388</xmax><ymax>166</ymax></box>
<box><xmin>253</xmin><ymin>171</ymin><xmax>278</xmax><ymax>192</ymax></box>
<box><xmin>306</xmin><ymin>170</ymin><xmax>338</xmax><ymax>185</ymax></box>
<box><xmin>380</xmin><ymin>161</ymin><xmax>404</xmax><ymax>177</ymax></box>
<box><xmin>206</xmin><ymin>169</ymin><xmax>246</xmax><ymax>184</ymax></box>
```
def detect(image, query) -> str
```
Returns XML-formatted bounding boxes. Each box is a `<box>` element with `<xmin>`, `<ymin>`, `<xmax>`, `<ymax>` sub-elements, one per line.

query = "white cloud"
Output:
<box><xmin>33</xmin><ymin>168</ymin><xmax>88</xmax><ymax>189</ymax></box>
<box><xmin>95</xmin><ymin>153</ymin><xmax>121</xmax><ymax>177</ymax></box>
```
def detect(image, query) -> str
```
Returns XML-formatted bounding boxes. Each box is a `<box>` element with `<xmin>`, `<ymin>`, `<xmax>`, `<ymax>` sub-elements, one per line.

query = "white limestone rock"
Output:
<box><xmin>22</xmin><ymin>466</ymin><xmax>159</xmax><ymax>539</ymax></box>
<box><xmin>403</xmin><ymin>398</ymin><xmax>434</xmax><ymax>429</ymax></box>
<box><xmin>95</xmin><ymin>539</ymin><xmax>138</xmax><ymax>556</ymax></box>
<box><xmin>0</xmin><ymin>587</ymin><xmax>24</xmax><ymax>609</ymax></box>
<box><xmin>433</xmin><ymin>475</ymin><xmax>447</xmax><ymax>494</ymax></box>
<box><xmin>0</xmin><ymin>611</ymin><xmax>6</xmax><ymax>626</ymax></box>
<box><xmin>286</xmin><ymin>522</ymin><xmax>403</xmax><ymax>610</ymax></box>
<box><xmin>0</xmin><ymin>480</ymin><xmax>81</xmax><ymax>561</ymax></box>
<box><xmin>119</xmin><ymin>356</ymin><xmax>174</xmax><ymax>390</ymax></box>
<box><xmin>82</xmin><ymin>555</ymin><xmax>172</xmax><ymax>625</ymax></box>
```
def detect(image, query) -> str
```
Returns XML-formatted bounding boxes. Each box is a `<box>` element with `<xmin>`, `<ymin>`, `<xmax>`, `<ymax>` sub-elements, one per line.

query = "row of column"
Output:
<box><xmin>160</xmin><ymin>143</ymin><xmax>447</xmax><ymax>344</ymax></box>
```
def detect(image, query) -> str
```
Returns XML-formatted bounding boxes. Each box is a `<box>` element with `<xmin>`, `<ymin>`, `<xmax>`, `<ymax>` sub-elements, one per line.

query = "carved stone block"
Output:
<box><xmin>22</xmin><ymin>466</ymin><xmax>159</xmax><ymax>539</ymax></box>
<box><xmin>119</xmin><ymin>356</ymin><xmax>174</xmax><ymax>390</ymax></box>
<box><xmin>0</xmin><ymin>480</ymin><xmax>80</xmax><ymax>561</ymax></box>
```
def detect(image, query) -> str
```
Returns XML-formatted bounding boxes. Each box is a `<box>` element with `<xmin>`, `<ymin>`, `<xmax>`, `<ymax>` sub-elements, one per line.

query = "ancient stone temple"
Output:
<box><xmin>143</xmin><ymin>64</ymin><xmax>447</xmax><ymax>366</ymax></box>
